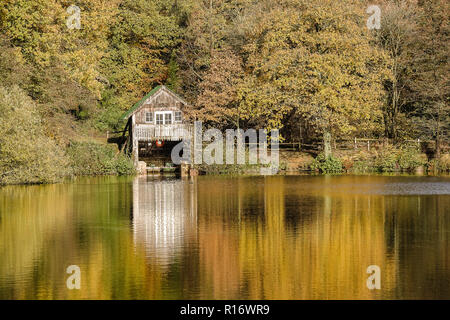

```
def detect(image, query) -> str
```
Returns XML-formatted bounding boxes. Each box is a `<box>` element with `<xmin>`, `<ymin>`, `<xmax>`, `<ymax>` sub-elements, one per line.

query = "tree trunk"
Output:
<box><xmin>323</xmin><ymin>130</ymin><xmax>332</xmax><ymax>158</ymax></box>
<box><xmin>209</xmin><ymin>0</ymin><xmax>213</xmax><ymax>57</ymax></box>
<box><xmin>435</xmin><ymin>136</ymin><xmax>441</xmax><ymax>160</ymax></box>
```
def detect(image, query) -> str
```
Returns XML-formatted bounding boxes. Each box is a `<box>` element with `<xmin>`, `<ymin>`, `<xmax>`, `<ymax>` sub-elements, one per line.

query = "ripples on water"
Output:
<box><xmin>0</xmin><ymin>175</ymin><xmax>449</xmax><ymax>299</ymax></box>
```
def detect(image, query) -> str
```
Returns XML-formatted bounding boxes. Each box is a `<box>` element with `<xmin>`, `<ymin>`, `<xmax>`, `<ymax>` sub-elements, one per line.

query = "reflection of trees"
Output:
<box><xmin>0</xmin><ymin>184</ymin><xmax>74</xmax><ymax>299</ymax></box>
<box><xmin>1</xmin><ymin>175</ymin><xmax>449</xmax><ymax>299</ymax></box>
<box><xmin>241</xmin><ymin>177</ymin><xmax>396</xmax><ymax>299</ymax></box>
<box><xmin>196</xmin><ymin>176</ymin><xmax>450</xmax><ymax>299</ymax></box>
<box><xmin>384</xmin><ymin>195</ymin><xmax>450</xmax><ymax>298</ymax></box>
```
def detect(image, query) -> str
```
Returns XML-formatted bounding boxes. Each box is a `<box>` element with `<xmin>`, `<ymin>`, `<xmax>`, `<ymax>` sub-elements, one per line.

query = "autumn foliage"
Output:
<box><xmin>0</xmin><ymin>0</ymin><xmax>448</xmax><ymax>183</ymax></box>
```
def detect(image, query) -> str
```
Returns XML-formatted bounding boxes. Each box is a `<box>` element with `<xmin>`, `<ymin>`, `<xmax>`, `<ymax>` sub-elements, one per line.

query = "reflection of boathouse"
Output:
<box><xmin>132</xmin><ymin>176</ymin><xmax>197</xmax><ymax>264</ymax></box>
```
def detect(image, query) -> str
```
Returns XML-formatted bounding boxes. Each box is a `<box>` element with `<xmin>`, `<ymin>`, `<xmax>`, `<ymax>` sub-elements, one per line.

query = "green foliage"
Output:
<box><xmin>236</xmin><ymin>0</ymin><xmax>390</xmax><ymax>135</ymax></box>
<box><xmin>397</xmin><ymin>145</ymin><xmax>427</xmax><ymax>171</ymax></box>
<box><xmin>93</xmin><ymin>89</ymin><xmax>124</xmax><ymax>132</ymax></box>
<box><xmin>67</xmin><ymin>142</ymin><xmax>135</xmax><ymax>176</ymax></box>
<box><xmin>0</xmin><ymin>86</ymin><xmax>69</xmax><ymax>185</ymax></box>
<box><xmin>312</xmin><ymin>145</ymin><xmax>428</xmax><ymax>174</ymax></box>
<box><xmin>350</xmin><ymin>151</ymin><xmax>377</xmax><ymax>174</ymax></box>
<box><xmin>196</xmin><ymin>163</ymin><xmax>259</xmax><ymax>175</ymax></box>
<box><xmin>428</xmin><ymin>154</ymin><xmax>450</xmax><ymax>173</ymax></box>
<box><xmin>310</xmin><ymin>153</ymin><xmax>343</xmax><ymax>174</ymax></box>
<box><xmin>194</xmin><ymin>146</ymin><xmax>268</xmax><ymax>175</ymax></box>
<box><xmin>0</xmin><ymin>36</ymin><xmax>31</xmax><ymax>89</ymax></box>
<box><xmin>166</xmin><ymin>51</ymin><xmax>180</xmax><ymax>91</ymax></box>
<box><xmin>375</xmin><ymin>145</ymin><xmax>399</xmax><ymax>172</ymax></box>
<box><xmin>100</xmin><ymin>0</ymin><xmax>183</xmax><ymax>122</ymax></box>
<box><xmin>374</xmin><ymin>144</ymin><xmax>426</xmax><ymax>172</ymax></box>
<box><xmin>352</xmin><ymin>160</ymin><xmax>374</xmax><ymax>174</ymax></box>
<box><xmin>439</xmin><ymin>154</ymin><xmax>450</xmax><ymax>172</ymax></box>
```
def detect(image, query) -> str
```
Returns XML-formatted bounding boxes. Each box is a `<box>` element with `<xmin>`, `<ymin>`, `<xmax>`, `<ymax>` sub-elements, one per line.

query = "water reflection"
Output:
<box><xmin>194</xmin><ymin>176</ymin><xmax>450</xmax><ymax>299</ymax></box>
<box><xmin>132</xmin><ymin>176</ymin><xmax>197</xmax><ymax>265</ymax></box>
<box><xmin>0</xmin><ymin>175</ymin><xmax>449</xmax><ymax>299</ymax></box>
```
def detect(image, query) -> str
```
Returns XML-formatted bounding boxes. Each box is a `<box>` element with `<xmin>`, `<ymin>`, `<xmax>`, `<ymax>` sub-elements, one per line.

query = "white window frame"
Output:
<box><xmin>155</xmin><ymin>113</ymin><xmax>164</xmax><ymax>124</ymax></box>
<box><xmin>145</xmin><ymin>111</ymin><xmax>153</xmax><ymax>123</ymax></box>
<box><xmin>155</xmin><ymin>111</ymin><xmax>173</xmax><ymax>125</ymax></box>
<box><xmin>164</xmin><ymin>113</ymin><xmax>172</xmax><ymax>124</ymax></box>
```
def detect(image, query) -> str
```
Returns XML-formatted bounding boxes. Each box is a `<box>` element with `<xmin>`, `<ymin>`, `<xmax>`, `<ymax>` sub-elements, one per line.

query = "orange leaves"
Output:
<box><xmin>195</xmin><ymin>49</ymin><xmax>244</xmax><ymax>126</ymax></box>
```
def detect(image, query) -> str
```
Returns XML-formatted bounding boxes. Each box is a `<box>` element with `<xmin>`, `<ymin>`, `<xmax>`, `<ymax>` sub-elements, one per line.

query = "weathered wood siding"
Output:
<box><xmin>126</xmin><ymin>86</ymin><xmax>192</xmax><ymax>168</ymax></box>
<box><xmin>134</xmin><ymin>89</ymin><xmax>185</xmax><ymax>124</ymax></box>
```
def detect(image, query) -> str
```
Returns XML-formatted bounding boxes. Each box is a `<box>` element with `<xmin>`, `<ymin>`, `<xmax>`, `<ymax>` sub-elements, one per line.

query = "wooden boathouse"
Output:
<box><xmin>121</xmin><ymin>85</ymin><xmax>192</xmax><ymax>173</ymax></box>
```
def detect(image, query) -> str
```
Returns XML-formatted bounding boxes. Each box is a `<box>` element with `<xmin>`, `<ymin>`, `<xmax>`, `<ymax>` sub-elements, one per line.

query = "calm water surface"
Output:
<box><xmin>0</xmin><ymin>175</ymin><xmax>449</xmax><ymax>299</ymax></box>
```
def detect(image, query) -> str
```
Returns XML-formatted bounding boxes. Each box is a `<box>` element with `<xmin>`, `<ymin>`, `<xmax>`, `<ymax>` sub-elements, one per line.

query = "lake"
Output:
<box><xmin>0</xmin><ymin>175</ymin><xmax>449</xmax><ymax>299</ymax></box>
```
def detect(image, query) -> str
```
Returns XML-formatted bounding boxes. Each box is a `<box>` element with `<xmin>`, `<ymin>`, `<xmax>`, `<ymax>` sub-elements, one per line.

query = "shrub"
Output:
<box><xmin>349</xmin><ymin>151</ymin><xmax>376</xmax><ymax>174</ymax></box>
<box><xmin>194</xmin><ymin>145</ymin><xmax>269</xmax><ymax>175</ymax></box>
<box><xmin>340</xmin><ymin>155</ymin><xmax>354</xmax><ymax>172</ymax></box>
<box><xmin>397</xmin><ymin>145</ymin><xmax>427</xmax><ymax>171</ymax></box>
<box><xmin>310</xmin><ymin>153</ymin><xmax>343</xmax><ymax>174</ymax></box>
<box><xmin>428</xmin><ymin>154</ymin><xmax>450</xmax><ymax>173</ymax></box>
<box><xmin>374</xmin><ymin>145</ymin><xmax>399</xmax><ymax>172</ymax></box>
<box><xmin>439</xmin><ymin>154</ymin><xmax>450</xmax><ymax>172</ymax></box>
<box><xmin>0</xmin><ymin>86</ymin><xmax>69</xmax><ymax>185</ymax></box>
<box><xmin>67</xmin><ymin>141</ymin><xmax>135</xmax><ymax>176</ymax></box>
<box><xmin>374</xmin><ymin>144</ymin><xmax>427</xmax><ymax>172</ymax></box>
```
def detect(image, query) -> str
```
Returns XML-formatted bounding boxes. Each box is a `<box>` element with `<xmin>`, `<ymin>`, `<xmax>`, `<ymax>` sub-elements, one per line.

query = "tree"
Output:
<box><xmin>378</xmin><ymin>0</ymin><xmax>418</xmax><ymax>140</ymax></box>
<box><xmin>408</xmin><ymin>0</ymin><xmax>449</xmax><ymax>158</ymax></box>
<box><xmin>0</xmin><ymin>86</ymin><xmax>69</xmax><ymax>184</ymax></box>
<box><xmin>237</xmin><ymin>0</ymin><xmax>391</xmax><ymax>152</ymax></box>
<box><xmin>177</xmin><ymin>0</ymin><xmax>245</xmax><ymax>104</ymax></box>
<box><xmin>100</xmin><ymin>0</ymin><xmax>183</xmax><ymax>117</ymax></box>
<box><xmin>0</xmin><ymin>36</ymin><xmax>31</xmax><ymax>89</ymax></box>
<box><xmin>195</xmin><ymin>48</ymin><xmax>244</xmax><ymax>128</ymax></box>
<box><xmin>0</xmin><ymin>0</ymin><xmax>120</xmax><ymax>99</ymax></box>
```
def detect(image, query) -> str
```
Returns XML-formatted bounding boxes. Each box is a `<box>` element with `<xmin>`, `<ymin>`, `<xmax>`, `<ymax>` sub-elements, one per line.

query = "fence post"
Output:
<box><xmin>354</xmin><ymin>137</ymin><xmax>357</xmax><ymax>150</ymax></box>
<box><xmin>367</xmin><ymin>140</ymin><xmax>370</xmax><ymax>151</ymax></box>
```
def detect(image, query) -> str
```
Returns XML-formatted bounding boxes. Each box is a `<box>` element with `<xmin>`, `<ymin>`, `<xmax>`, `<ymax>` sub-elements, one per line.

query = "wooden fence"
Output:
<box><xmin>240</xmin><ymin>138</ymin><xmax>435</xmax><ymax>153</ymax></box>
<box><xmin>107</xmin><ymin>127</ymin><xmax>443</xmax><ymax>154</ymax></box>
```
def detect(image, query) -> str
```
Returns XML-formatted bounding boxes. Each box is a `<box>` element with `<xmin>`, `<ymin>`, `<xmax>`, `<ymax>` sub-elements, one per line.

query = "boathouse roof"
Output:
<box><xmin>121</xmin><ymin>85</ymin><xmax>187</xmax><ymax>120</ymax></box>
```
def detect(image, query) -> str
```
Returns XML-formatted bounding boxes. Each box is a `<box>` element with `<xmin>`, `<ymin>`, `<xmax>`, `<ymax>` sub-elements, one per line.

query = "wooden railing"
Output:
<box><xmin>134</xmin><ymin>124</ymin><xmax>192</xmax><ymax>141</ymax></box>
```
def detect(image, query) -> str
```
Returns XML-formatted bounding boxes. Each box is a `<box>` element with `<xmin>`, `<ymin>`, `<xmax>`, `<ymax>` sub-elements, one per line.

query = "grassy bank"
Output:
<box><xmin>0</xmin><ymin>139</ymin><xmax>135</xmax><ymax>186</ymax></box>
<box><xmin>193</xmin><ymin>144</ymin><xmax>449</xmax><ymax>176</ymax></box>
<box><xmin>308</xmin><ymin>145</ymin><xmax>449</xmax><ymax>175</ymax></box>
<box><xmin>67</xmin><ymin>142</ymin><xmax>135</xmax><ymax>176</ymax></box>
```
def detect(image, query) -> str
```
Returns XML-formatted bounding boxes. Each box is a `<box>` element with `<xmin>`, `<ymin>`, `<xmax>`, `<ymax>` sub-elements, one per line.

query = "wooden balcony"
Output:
<box><xmin>134</xmin><ymin>124</ymin><xmax>192</xmax><ymax>141</ymax></box>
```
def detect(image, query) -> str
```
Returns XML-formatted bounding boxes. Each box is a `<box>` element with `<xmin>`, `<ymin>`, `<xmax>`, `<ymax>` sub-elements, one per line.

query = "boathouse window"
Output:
<box><xmin>164</xmin><ymin>113</ymin><xmax>172</xmax><ymax>124</ymax></box>
<box><xmin>175</xmin><ymin>111</ymin><xmax>182</xmax><ymax>122</ymax></box>
<box><xmin>156</xmin><ymin>113</ymin><xmax>164</xmax><ymax>124</ymax></box>
<box><xmin>145</xmin><ymin>112</ymin><xmax>153</xmax><ymax>123</ymax></box>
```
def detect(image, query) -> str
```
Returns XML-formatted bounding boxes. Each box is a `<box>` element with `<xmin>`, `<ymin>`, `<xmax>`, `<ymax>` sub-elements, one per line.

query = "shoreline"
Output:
<box><xmin>2</xmin><ymin>171</ymin><xmax>449</xmax><ymax>188</ymax></box>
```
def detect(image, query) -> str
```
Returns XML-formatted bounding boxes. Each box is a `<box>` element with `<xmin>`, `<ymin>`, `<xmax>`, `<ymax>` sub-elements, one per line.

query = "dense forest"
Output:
<box><xmin>0</xmin><ymin>0</ymin><xmax>448</xmax><ymax>184</ymax></box>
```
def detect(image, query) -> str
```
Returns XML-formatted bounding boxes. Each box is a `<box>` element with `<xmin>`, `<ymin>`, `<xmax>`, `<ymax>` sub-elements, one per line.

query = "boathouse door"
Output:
<box><xmin>155</xmin><ymin>111</ymin><xmax>173</xmax><ymax>137</ymax></box>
